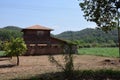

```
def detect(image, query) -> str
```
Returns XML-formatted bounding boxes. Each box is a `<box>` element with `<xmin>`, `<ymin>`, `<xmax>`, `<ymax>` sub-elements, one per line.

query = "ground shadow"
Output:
<box><xmin>0</xmin><ymin>64</ymin><xmax>16</xmax><ymax>68</ymax></box>
<box><xmin>0</xmin><ymin>57</ymin><xmax>16</xmax><ymax>68</ymax></box>
<box><xmin>0</xmin><ymin>58</ymin><xmax>10</xmax><ymax>61</ymax></box>
<box><xmin>12</xmin><ymin>70</ymin><xmax>120</xmax><ymax>80</ymax></box>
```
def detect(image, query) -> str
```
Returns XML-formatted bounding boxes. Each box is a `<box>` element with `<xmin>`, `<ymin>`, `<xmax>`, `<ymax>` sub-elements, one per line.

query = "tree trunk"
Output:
<box><xmin>16</xmin><ymin>55</ymin><xmax>19</xmax><ymax>66</ymax></box>
<box><xmin>117</xmin><ymin>9</ymin><xmax>120</xmax><ymax>60</ymax></box>
<box><xmin>118</xmin><ymin>26</ymin><xmax>120</xmax><ymax>58</ymax></box>
<box><xmin>10</xmin><ymin>56</ymin><xmax>12</xmax><ymax>59</ymax></box>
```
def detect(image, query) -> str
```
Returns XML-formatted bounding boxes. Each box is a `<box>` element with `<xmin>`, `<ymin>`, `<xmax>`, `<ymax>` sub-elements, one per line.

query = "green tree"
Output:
<box><xmin>4</xmin><ymin>38</ymin><xmax>27</xmax><ymax>66</ymax></box>
<box><xmin>79</xmin><ymin>0</ymin><xmax>120</xmax><ymax>57</ymax></box>
<box><xmin>0</xmin><ymin>40</ymin><xmax>3</xmax><ymax>50</ymax></box>
<box><xmin>79</xmin><ymin>0</ymin><xmax>118</xmax><ymax>31</ymax></box>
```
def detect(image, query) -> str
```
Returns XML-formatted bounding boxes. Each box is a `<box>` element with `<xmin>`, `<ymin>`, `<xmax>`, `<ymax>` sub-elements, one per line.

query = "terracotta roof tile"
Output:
<box><xmin>23</xmin><ymin>25</ymin><xmax>53</xmax><ymax>30</ymax></box>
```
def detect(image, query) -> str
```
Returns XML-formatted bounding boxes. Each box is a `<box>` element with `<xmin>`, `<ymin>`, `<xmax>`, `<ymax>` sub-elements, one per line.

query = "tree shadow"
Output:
<box><xmin>12</xmin><ymin>70</ymin><xmax>120</xmax><ymax>80</ymax></box>
<box><xmin>0</xmin><ymin>58</ymin><xmax>10</xmax><ymax>61</ymax></box>
<box><xmin>0</xmin><ymin>64</ymin><xmax>16</xmax><ymax>68</ymax></box>
<box><xmin>0</xmin><ymin>57</ymin><xmax>16</xmax><ymax>68</ymax></box>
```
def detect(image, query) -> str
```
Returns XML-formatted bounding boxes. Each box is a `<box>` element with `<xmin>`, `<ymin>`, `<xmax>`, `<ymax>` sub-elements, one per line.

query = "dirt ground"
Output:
<box><xmin>0</xmin><ymin>55</ymin><xmax>120</xmax><ymax>80</ymax></box>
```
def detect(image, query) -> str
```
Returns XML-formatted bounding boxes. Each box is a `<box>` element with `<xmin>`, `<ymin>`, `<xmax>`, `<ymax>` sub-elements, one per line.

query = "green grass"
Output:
<box><xmin>0</xmin><ymin>51</ymin><xmax>6</xmax><ymax>56</ymax></box>
<box><xmin>78</xmin><ymin>47</ymin><xmax>119</xmax><ymax>57</ymax></box>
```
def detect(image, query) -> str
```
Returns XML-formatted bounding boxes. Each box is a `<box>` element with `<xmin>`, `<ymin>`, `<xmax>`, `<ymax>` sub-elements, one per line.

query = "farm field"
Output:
<box><xmin>0</xmin><ymin>55</ymin><xmax>120</xmax><ymax>79</ymax></box>
<box><xmin>0</xmin><ymin>48</ymin><xmax>119</xmax><ymax>57</ymax></box>
<box><xmin>78</xmin><ymin>47</ymin><xmax>119</xmax><ymax>57</ymax></box>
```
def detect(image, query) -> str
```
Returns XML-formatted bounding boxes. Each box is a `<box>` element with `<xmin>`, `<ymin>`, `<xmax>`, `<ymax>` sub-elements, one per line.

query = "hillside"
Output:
<box><xmin>3</xmin><ymin>26</ymin><xmax>21</xmax><ymax>31</ymax></box>
<box><xmin>0</xmin><ymin>26</ymin><xmax>22</xmax><ymax>41</ymax></box>
<box><xmin>55</xmin><ymin>28</ymin><xmax>118</xmax><ymax>44</ymax></box>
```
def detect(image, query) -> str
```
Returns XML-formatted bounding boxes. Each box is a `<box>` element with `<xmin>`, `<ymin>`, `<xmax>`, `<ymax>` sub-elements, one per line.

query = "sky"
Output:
<box><xmin>0</xmin><ymin>0</ymin><xmax>96</xmax><ymax>34</ymax></box>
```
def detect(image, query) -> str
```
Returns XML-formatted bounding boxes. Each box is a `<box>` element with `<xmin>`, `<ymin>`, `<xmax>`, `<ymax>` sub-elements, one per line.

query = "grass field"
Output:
<box><xmin>0</xmin><ymin>51</ymin><xmax>5</xmax><ymax>56</ymax></box>
<box><xmin>0</xmin><ymin>48</ymin><xmax>119</xmax><ymax>57</ymax></box>
<box><xmin>78</xmin><ymin>47</ymin><xmax>119</xmax><ymax>57</ymax></box>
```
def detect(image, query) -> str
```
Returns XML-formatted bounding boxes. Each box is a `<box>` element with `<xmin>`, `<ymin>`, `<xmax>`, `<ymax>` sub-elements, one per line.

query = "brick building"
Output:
<box><xmin>22</xmin><ymin>25</ymin><xmax>77</xmax><ymax>55</ymax></box>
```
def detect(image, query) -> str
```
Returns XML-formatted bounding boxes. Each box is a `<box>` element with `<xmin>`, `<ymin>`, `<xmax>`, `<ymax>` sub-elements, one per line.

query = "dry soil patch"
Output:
<box><xmin>0</xmin><ymin>55</ymin><xmax>120</xmax><ymax>80</ymax></box>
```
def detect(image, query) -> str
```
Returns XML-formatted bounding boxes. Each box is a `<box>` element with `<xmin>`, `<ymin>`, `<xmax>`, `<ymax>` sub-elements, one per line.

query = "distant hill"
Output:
<box><xmin>55</xmin><ymin>28</ymin><xmax>118</xmax><ymax>44</ymax></box>
<box><xmin>3</xmin><ymin>26</ymin><xmax>22</xmax><ymax>31</ymax></box>
<box><xmin>0</xmin><ymin>26</ymin><xmax>22</xmax><ymax>41</ymax></box>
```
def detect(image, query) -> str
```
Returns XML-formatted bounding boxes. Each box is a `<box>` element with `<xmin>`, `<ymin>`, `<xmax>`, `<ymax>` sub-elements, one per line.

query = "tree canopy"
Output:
<box><xmin>79</xmin><ymin>0</ymin><xmax>119</xmax><ymax>31</ymax></box>
<box><xmin>3</xmin><ymin>38</ymin><xmax>27</xmax><ymax>65</ymax></box>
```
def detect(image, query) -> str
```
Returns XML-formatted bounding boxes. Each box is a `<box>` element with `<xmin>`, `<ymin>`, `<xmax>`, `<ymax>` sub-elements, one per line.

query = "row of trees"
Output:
<box><xmin>73</xmin><ymin>40</ymin><xmax>117</xmax><ymax>48</ymax></box>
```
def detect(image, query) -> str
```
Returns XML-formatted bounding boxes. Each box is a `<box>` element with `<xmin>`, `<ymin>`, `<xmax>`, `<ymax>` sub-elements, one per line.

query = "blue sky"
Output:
<box><xmin>0</xmin><ymin>0</ymin><xmax>96</xmax><ymax>34</ymax></box>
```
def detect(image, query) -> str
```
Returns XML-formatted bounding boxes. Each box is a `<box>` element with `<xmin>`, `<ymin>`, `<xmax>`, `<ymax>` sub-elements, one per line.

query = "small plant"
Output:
<box><xmin>48</xmin><ymin>43</ymin><xmax>75</xmax><ymax>80</ymax></box>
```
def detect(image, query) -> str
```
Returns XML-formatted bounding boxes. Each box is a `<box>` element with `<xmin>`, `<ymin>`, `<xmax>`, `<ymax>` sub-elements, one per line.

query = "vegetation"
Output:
<box><xmin>0</xmin><ymin>26</ymin><xmax>22</xmax><ymax>41</ymax></box>
<box><xmin>0</xmin><ymin>51</ymin><xmax>5</xmax><ymax>56</ymax></box>
<box><xmin>78</xmin><ymin>47</ymin><xmax>119</xmax><ymax>57</ymax></box>
<box><xmin>3</xmin><ymin>38</ymin><xmax>27</xmax><ymax>65</ymax></box>
<box><xmin>55</xmin><ymin>28</ymin><xmax>118</xmax><ymax>47</ymax></box>
<box><xmin>79</xmin><ymin>0</ymin><xmax>120</xmax><ymax>58</ymax></box>
<box><xmin>0</xmin><ymin>40</ymin><xmax>4</xmax><ymax>50</ymax></box>
<box><xmin>79</xmin><ymin>0</ymin><xmax>119</xmax><ymax>31</ymax></box>
<box><xmin>49</xmin><ymin>44</ymin><xmax>74</xmax><ymax>80</ymax></box>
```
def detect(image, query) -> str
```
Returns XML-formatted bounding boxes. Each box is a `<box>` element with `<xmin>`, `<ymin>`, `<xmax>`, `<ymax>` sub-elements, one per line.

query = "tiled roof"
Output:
<box><xmin>23</xmin><ymin>25</ymin><xmax>53</xmax><ymax>31</ymax></box>
<box><xmin>50</xmin><ymin>37</ymin><xmax>67</xmax><ymax>43</ymax></box>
